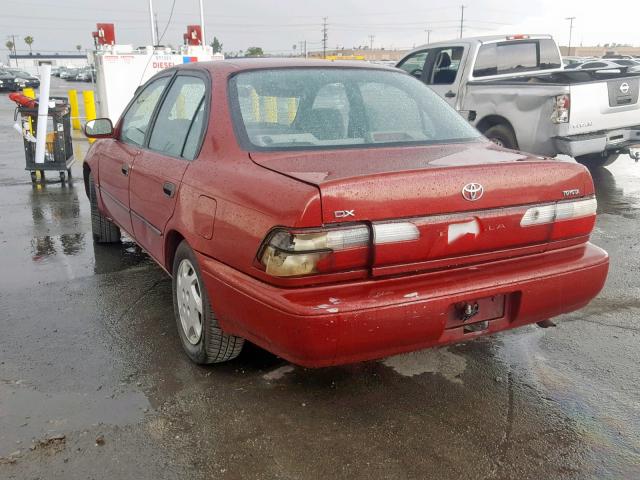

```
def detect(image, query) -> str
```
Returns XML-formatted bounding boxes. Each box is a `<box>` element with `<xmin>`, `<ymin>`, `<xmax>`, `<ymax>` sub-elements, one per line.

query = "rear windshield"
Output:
<box><xmin>228</xmin><ymin>68</ymin><xmax>480</xmax><ymax>151</ymax></box>
<box><xmin>473</xmin><ymin>39</ymin><xmax>561</xmax><ymax>78</ymax></box>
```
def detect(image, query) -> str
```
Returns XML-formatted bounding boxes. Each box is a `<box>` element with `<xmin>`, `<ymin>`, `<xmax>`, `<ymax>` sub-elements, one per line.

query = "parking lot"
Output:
<box><xmin>0</xmin><ymin>78</ymin><xmax>639</xmax><ymax>479</ymax></box>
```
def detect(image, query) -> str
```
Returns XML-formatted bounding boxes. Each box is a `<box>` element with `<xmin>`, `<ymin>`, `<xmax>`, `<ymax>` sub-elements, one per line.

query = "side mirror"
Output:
<box><xmin>84</xmin><ymin>118</ymin><xmax>114</xmax><ymax>139</ymax></box>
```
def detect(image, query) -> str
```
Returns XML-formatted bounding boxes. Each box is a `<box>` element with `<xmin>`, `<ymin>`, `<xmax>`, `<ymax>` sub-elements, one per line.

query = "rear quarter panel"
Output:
<box><xmin>463</xmin><ymin>83</ymin><xmax>568</xmax><ymax>155</ymax></box>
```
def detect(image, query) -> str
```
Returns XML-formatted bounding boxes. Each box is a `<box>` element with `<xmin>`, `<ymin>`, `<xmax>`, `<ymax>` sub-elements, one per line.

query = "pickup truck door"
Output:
<box><xmin>423</xmin><ymin>45</ymin><xmax>468</xmax><ymax>109</ymax></box>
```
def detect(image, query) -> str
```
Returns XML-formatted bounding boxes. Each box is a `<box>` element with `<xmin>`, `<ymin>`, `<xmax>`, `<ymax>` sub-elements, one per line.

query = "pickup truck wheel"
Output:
<box><xmin>172</xmin><ymin>241</ymin><xmax>244</xmax><ymax>364</ymax></box>
<box><xmin>575</xmin><ymin>153</ymin><xmax>618</xmax><ymax>168</ymax></box>
<box><xmin>484</xmin><ymin>125</ymin><xmax>518</xmax><ymax>150</ymax></box>
<box><xmin>89</xmin><ymin>173</ymin><xmax>121</xmax><ymax>243</ymax></box>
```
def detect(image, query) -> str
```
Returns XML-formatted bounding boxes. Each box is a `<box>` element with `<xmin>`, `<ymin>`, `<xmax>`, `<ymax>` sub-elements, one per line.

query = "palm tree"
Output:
<box><xmin>76</xmin><ymin>44</ymin><xmax>82</xmax><ymax>52</ymax></box>
<box><xmin>5</xmin><ymin>40</ymin><xmax>15</xmax><ymax>66</ymax></box>
<box><xmin>24</xmin><ymin>36</ymin><xmax>34</xmax><ymax>54</ymax></box>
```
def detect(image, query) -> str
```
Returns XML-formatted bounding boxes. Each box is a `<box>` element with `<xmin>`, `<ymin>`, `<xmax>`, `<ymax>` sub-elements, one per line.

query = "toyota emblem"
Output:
<box><xmin>620</xmin><ymin>82</ymin><xmax>630</xmax><ymax>95</ymax></box>
<box><xmin>462</xmin><ymin>183</ymin><xmax>484</xmax><ymax>201</ymax></box>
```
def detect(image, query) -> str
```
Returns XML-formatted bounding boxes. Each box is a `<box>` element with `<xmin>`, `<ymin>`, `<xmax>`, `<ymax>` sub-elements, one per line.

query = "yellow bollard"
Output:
<box><xmin>264</xmin><ymin>96</ymin><xmax>277</xmax><ymax>123</ymax></box>
<box><xmin>82</xmin><ymin>90</ymin><xmax>97</xmax><ymax>143</ymax></box>
<box><xmin>251</xmin><ymin>89</ymin><xmax>261</xmax><ymax>122</ymax></box>
<box><xmin>287</xmin><ymin>97</ymin><xmax>298</xmax><ymax>124</ymax></box>
<box><xmin>23</xmin><ymin>88</ymin><xmax>36</xmax><ymax>135</ymax></box>
<box><xmin>68</xmin><ymin>90</ymin><xmax>81</xmax><ymax>130</ymax></box>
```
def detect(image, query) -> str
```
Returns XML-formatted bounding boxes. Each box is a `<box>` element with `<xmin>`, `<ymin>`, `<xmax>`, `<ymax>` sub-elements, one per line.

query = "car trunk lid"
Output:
<box><xmin>250</xmin><ymin>142</ymin><xmax>594</xmax><ymax>274</ymax></box>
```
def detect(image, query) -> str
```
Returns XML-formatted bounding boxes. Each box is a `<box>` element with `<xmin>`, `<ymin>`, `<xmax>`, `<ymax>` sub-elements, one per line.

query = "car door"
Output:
<box><xmin>128</xmin><ymin>72</ymin><xmax>209</xmax><ymax>262</ymax></box>
<box><xmin>98</xmin><ymin>75</ymin><xmax>171</xmax><ymax>235</ymax></box>
<box><xmin>423</xmin><ymin>45</ymin><xmax>467</xmax><ymax>108</ymax></box>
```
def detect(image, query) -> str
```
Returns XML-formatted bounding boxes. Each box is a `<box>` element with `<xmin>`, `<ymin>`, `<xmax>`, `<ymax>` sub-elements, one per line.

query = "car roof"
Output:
<box><xmin>169</xmin><ymin>58</ymin><xmax>399</xmax><ymax>76</ymax></box>
<box><xmin>403</xmin><ymin>34</ymin><xmax>554</xmax><ymax>56</ymax></box>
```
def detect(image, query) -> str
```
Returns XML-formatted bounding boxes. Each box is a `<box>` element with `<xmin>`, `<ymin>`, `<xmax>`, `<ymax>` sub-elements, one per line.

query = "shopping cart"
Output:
<box><xmin>15</xmin><ymin>97</ymin><xmax>75</xmax><ymax>183</ymax></box>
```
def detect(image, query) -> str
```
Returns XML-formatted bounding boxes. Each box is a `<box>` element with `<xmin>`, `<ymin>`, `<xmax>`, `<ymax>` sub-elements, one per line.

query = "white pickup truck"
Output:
<box><xmin>397</xmin><ymin>34</ymin><xmax>640</xmax><ymax>167</ymax></box>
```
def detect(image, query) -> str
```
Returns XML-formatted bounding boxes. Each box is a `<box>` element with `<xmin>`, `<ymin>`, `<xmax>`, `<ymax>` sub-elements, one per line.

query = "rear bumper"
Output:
<box><xmin>198</xmin><ymin>243</ymin><xmax>609</xmax><ymax>367</ymax></box>
<box><xmin>553</xmin><ymin>126</ymin><xmax>640</xmax><ymax>157</ymax></box>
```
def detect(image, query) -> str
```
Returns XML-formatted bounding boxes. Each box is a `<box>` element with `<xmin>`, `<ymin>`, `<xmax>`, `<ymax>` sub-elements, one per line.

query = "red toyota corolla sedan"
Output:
<box><xmin>83</xmin><ymin>59</ymin><xmax>609</xmax><ymax>367</ymax></box>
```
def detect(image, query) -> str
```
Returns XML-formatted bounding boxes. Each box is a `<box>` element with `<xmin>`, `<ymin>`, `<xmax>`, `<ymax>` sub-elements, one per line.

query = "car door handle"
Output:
<box><xmin>162</xmin><ymin>182</ymin><xmax>176</xmax><ymax>198</ymax></box>
<box><xmin>121</xmin><ymin>163</ymin><xmax>130</xmax><ymax>176</ymax></box>
<box><xmin>445</xmin><ymin>90</ymin><xmax>456</xmax><ymax>98</ymax></box>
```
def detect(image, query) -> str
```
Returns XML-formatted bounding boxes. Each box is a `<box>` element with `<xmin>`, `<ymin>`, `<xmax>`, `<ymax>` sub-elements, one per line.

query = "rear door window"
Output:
<box><xmin>473</xmin><ymin>39</ymin><xmax>561</xmax><ymax>77</ymax></box>
<box><xmin>148</xmin><ymin>75</ymin><xmax>207</xmax><ymax>158</ymax></box>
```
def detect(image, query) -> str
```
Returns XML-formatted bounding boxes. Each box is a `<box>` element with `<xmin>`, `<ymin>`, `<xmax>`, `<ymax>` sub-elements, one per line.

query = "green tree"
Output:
<box><xmin>24</xmin><ymin>35</ymin><xmax>34</xmax><ymax>54</ymax></box>
<box><xmin>76</xmin><ymin>44</ymin><xmax>82</xmax><ymax>52</ymax></box>
<box><xmin>210</xmin><ymin>36</ymin><xmax>223</xmax><ymax>54</ymax></box>
<box><xmin>245</xmin><ymin>46</ymin><xmax>264</xmax><ymax>57</ymax></box>
<box><xmin>5</xmin><ymin>40</ymin><xmax>14</xmax><ymax>53</ymax></box>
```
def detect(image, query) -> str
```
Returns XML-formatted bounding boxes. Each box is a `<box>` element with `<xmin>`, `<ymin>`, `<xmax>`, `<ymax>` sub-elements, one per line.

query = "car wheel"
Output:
<box><xmin>172</xmin><ymin>240</ymin><xmax>244</xmax><ymax>364</ymax></box>
<box><xmin>88</xmin><ymin>172</ymin><xmax>121</xmax><ymax>243</ymax></box>
<box><xmin>484</xmin><ymin>124</ymin><xmax>518</xmax><ymax>150</ymax></box>
<box><xmin>575</xmin><ymin>153</ymin><xmax>618</xmax><ymax>169</ymax></box>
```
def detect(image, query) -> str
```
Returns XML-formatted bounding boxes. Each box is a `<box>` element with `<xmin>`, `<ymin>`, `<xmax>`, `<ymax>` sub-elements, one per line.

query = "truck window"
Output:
<box><xmin>397</xmin><ymin>50</ymin><xmax>429</xmax><ymax>78</ymax></box>
<box><xmin>431</xmin><ymin>47</ymin><xmax>464</xmax><ymax>85</ymax></box>
<box><xmin>473</xmin><ymin>39</ymin><xmax>561</xmax><ymax>78</ymax></box>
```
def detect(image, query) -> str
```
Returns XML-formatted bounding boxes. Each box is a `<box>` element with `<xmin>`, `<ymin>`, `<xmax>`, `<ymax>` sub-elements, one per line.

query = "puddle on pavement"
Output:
<box><xmin>382</xmin><ymin>347</ymin><xmax>467</xmax><ymax>383</ymax></box>
<box><xmin>0</xmin><ymin>381</ymin><xmax>149</xmax><ymax>456</ymax></box>
<box><xmin>591</xmin><ymin>161</ymin><xmax>640</xmax><ymax>216</ymax></box>
<box><xmin>0</xmin><ymin>182</ymin><xmax>152</xmax><ymax>292</ymax></box>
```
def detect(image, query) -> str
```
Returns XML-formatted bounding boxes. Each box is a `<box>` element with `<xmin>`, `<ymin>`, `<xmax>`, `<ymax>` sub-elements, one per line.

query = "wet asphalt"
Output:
<box><xmin>0</xmin><ymin>78</ymin><xmax>638</xmax><ymax>480</ymax></box>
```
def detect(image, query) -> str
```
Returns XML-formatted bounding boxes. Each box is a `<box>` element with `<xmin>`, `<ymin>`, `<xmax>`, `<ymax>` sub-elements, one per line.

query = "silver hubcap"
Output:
<box><xmin>176</xmin><ymin>259</ymin><xmax>203</xmax><ymax>345</ymax></box>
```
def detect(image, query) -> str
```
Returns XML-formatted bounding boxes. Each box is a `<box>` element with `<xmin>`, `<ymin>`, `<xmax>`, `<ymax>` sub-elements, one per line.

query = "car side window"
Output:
<box><xmin>121</xmin><ymin>77</ymin><xmax>170</xmax><ymax>147</ymax></box>
<box><xmin>182</xmin><ymin>100</ymin><xmax>206</xmax><ymax>160</ymax></box>
<box><xmin>430</xmin><ymin>47</ymin><xmax>464</xmax><ymax>85</ymax></box>
<box><xmin>583</xmin><ymin>62</ymin><xmax>607</xmax><ymax>68</ymax></box>
<box><xmin>148</xmin><ymin>75</ymin><xmax>207</xmax><ymax>158</ymax></box>
<box><xmin>397</xmin><ymin>50</ymin><xmax>429</xmax><ymax>78</ymax></box>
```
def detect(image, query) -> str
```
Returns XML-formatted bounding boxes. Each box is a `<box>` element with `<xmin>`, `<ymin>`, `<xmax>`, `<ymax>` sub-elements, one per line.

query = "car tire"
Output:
<box><xmin>575</xmin><ymin>153</ymin><xmax>618</xmax><ymax>169</ymax></box>
<box><xmin>484</xmin><ymin>124</ymin><xmax>518</xmax><ymax>150</ymax></box>
<box><xmin>172</xmin><ymin>240</ymin><xmax>244</xmax><ymax>364</ymax></box>
<box><xmin>88</xmin><ymin>172</ymin><xmax>121</xmax><ymax>243</ymax></box>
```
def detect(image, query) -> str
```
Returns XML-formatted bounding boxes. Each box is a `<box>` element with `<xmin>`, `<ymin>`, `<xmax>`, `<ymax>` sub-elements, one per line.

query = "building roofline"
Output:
<box><xmin>9</xmin><ymin>54</ymin><xmax>87</xmax><ymax>59</ymax></box>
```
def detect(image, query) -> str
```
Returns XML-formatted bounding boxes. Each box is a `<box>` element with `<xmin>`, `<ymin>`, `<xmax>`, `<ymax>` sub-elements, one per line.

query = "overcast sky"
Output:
<box><xmin>1</xmin><ymin>0</ymin><xmax>636</xmax><ymax>55</ymax></box>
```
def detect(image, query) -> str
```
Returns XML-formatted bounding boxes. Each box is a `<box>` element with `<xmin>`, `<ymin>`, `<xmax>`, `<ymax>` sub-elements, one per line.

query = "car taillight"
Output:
<box><xmin>551</xmin><ymin>94</ymin><xmax>570</xmax><ymax>124</ymax></box>
<box><xmin>520</xmin><ymin>197</ymin><xmax>597</xmax><ymax>240</ymax></box>
<box><xmin>259</xmin><ymin>222</ymin><xmax>420</xmax><ymax>277</ymax></box>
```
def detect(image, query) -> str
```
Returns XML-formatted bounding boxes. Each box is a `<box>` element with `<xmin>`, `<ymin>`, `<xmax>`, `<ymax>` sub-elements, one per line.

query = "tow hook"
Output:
<box><xmin>461</xmin><ymin>302</ymin><xmax>480</xmax><ymax>322</ymax></box>
<box><xmin>536</xmin><ymin>319</ymin><xmax>557</xmax><ymax>328</ymax></box>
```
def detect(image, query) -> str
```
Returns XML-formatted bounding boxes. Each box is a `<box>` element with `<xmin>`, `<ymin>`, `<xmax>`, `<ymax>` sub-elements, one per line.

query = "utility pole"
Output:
<box><xmin>154</xmin><ymin>13</ymin><xmax>159</xmax><ymax>44</ymax></box>
<box><xmin>148</xmin><ymin>0</ymin><xmax>157</xmax><ymax>46</ymax></box>
<box><xmin>199</xmin><ymin>0</ymin><xmax>206</xmax><ymax>47</ymax></box>
<box><xmin>322</xmin><ymin>17</ymin><xmax>328</xmax><ymax>59</ymax></box>
<box><xmin>565</xmin><ymin>16</ymin><xmax>576</xmax><ymax>56</ymax></box>
<box><xmin>459</xmin><ymin>5</ymin><xmax>465</xmax><ymax>39</ymax></box>
<box><xmin>369</xmin><ymin>34</ymin><xmax>375</xmax><ymax>51</ymax></box>
<box><xmin>425</xmin><ymin>29</ymin><xmax>432</xmax><ymax>45</ymax></box>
